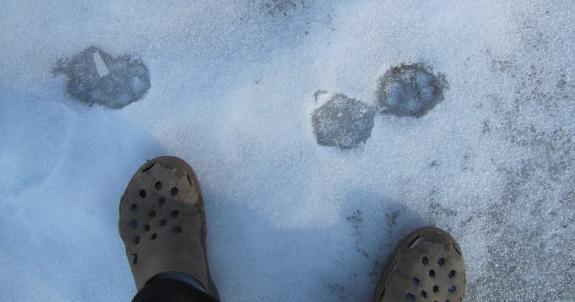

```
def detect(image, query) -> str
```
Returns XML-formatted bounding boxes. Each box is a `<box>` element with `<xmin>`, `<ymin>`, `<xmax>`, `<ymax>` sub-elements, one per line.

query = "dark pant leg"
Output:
<box><xmin>132</xmin><ymin>279</ymin><xmax>219</xmax><ymax>302</ymax></box>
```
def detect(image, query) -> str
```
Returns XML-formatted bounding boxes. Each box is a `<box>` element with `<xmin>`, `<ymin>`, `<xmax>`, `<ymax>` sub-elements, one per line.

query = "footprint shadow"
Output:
<box><xmin>203</xmin><ymin>188</ymin><xmax>427</xmax><ymax>302</ymax></box>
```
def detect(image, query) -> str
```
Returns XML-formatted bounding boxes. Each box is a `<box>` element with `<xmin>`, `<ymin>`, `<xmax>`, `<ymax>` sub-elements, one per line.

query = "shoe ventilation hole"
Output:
<box><xmin>422</xmin><ymin>256</ymin><xmax>429</xmax><ymax>265</ymax></box>
<box><xmin>134</xmin><ymin>236</ymin><xmax>141</xmax><ymax>244</ymax></box>
<box><xmin>429</xmin><ymin>269</ymin><xmax>436</xmax><ymax>277</ymax></box>
<box><xmin>131</xmin><ymin>254</ymin><xmax>137</xmax><ymax>265</ymax></box>
<box><xmin>158</xmin><ymin>197</ymin><xmax>166</xmax><ymax>205</ymax></box>
<box><xmin>144</xmin><ymin>225</ymin><xmax>150</xmax><ymax>232</ymax></box>
<box><xmin>173</xmin><ymin>226</ymin><xmax>182</xmax><ymax>233</ymax></box>
<box><xmin>155</xmin><ymin>181</ymin><xmax>162</xmax><ymax>190</ymax></box>
<box><xmin>130</xmin><ymin>220</ymin><xmax>139</xmax><ymax>229</ymax></box>
<box><xmin>411</xmin><ymin>277</ymin><xmax>420</xmax><ymax>286</ymax></box>
<box><xmin>405</xmin><ymin>293</ymin><xmax>415</xmax><ymax>301</ymax></box>
<box><xmin>172</xmin><ymin>210</ymin><xmax>179</xmax><ymax>218</ymax></box>
<box><xmin>149</xmin><ymin>210</ymin><xmax>156</xmax><ymax>218</ymax></box>
<box><xmin>433</xmin><ymin>285</ymin><xmax>439</xmax><ymax>293</ymax></box>
<box><xmin>160</xmin><ymin>219</ymin><xmax>167</xmax><ymax>226</ymax></box>
<box><xmin>420</xmin><ymin>291</ymin><xmax>427</xmax><ymax>298</ymax></box>
<box><xmin>169</xmin><ymin>187</ymin><xmax>178</xmax><ymax>196</ymax></box>
<box><xmin>438</xmin><ymin>257</ymin><xmax>446</xmax><ymax>266</ymax></box>
<box><xmin>131</xmin><ymin>204</ymin><xmax>139</xmax><ymax>212</ymax></box>
<box><xmin>409</xmin><ymin>236</ymin><xmax>420</xmax><ymax>249</ymax></box>
<box><xmin>448</xmin><ymin>286</ymin><xmax>456</xmax><ymax>293</ymax></box>
<box><xmin>151</xmin><ymin>233</ymin><xmax>157</xmax><ymax>240</ymax></box>
<box><xmin>448</xmin><ymin>270</ymin><xmax>456</xmax><ymax>278</ymax></box>
<box><xmin>139</xmin><ymin>190</ymin><xmax>146</xmax><ymax>198</ymax></box>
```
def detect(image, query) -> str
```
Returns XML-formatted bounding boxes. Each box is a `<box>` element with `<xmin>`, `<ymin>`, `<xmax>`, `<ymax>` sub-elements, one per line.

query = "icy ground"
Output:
<box><xmin>1</xmin><ymin>1</ymin><xmax>574</xmax><ymax>301</ymax></box>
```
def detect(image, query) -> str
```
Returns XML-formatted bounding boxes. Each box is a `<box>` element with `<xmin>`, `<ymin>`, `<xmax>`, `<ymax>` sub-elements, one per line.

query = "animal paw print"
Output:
<box><xmin>312</xmin><ymin>93</ymin><xmax>375</xmax><ymax>150</ymax></box>
<box><xmin>54</xmin><ymin>46</ymin><xmax>151</xmax><ymax>109</ymax></box>
<box><xmin>311</xmin><ymin>63</ymin><xmax>448</xmax><ymax>149</ymax></box>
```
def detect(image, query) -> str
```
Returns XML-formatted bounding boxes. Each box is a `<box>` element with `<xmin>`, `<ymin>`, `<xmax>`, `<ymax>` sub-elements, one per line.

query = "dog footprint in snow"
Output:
<box><xmin>376</xmin><ymin>63</ymin><xmax>447</xmax><ymax>118</ymax></box>
<box><xmin>311</xmin><ymin>63</ymin><xmax>448</xmax><ymax>150</ymax></box>
<box><xmin>54</xmin><ymin>46</ymin><xmax>151</xmax><ymax>109</ymax></box>
<box><xmin>312</xmin><ymin>93</ymin><xmax>375</xmax><ymax>150</ymax></box>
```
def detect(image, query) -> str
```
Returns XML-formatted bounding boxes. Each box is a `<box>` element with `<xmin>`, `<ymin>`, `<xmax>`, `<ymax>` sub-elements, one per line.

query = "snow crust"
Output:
<box><xmin>1</xmin><ymin>0</ymin><xmax>574</xmax><ymax>301</ymax></box>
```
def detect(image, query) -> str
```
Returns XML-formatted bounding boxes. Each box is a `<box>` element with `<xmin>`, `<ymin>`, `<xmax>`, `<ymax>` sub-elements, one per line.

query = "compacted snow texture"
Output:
<box><xmin>1</xmin><ymin>0</ymin><xmax>574</xmax><ymax>301</ymax></box>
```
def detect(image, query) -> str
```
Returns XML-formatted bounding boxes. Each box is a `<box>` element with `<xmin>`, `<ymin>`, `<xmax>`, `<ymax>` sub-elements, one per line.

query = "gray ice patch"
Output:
<box><xmin>54</xmin><ymin>46</ymin><xmax>151</xmax><ymax>109</ymax></box>
<box><xmin>376</xmin><ymin>63</ymin><xmax>447</xmax><ymax>118</ymax></box>
<box><xmin>312</xmin><ymin>93</ymin><xmax>375</xmax><ymax>149</ymax></box>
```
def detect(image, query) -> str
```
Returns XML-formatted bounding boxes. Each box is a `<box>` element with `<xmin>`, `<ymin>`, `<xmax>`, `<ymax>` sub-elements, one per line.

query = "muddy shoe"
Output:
<box><xmin>372</xmin><ymin>227</ymin><xmax>466</xmax><ymax>302</ymax></box>
<box><xmin>119</xmin><ymin>156</ymin><xmax>219</xmax><ymax>299</ymax></box>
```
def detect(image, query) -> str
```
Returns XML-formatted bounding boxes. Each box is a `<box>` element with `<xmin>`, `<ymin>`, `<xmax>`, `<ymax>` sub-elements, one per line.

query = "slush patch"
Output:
<box><xmin>376</xmin><ymin>63</ymin><xmax>447</xmax><ymax>118</ymax></box>
<box><xmin>54</xmin><ymin>46</ymin><xmax>151</xmax><ymax>109</ymax></box>
<box><xmin>312</xmin><ymin>93</ymin><xmax>375</xmax><ymax>149</ymax></box>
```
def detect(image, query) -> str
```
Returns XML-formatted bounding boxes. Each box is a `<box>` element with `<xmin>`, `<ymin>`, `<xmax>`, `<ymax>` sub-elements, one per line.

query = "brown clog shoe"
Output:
<box><xmin>119</xmin><ymin>156</ymin><xmax>219</xmax><ymax>299</ymax></box>
<box><xmin>373</xmin><ymin>227</ymin><xmax>466</xmax><ymax>302</ymax></box>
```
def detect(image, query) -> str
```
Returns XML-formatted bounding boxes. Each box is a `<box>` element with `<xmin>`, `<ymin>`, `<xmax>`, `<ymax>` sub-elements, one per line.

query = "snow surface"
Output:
<box><xmin>1</xmin><ymin>0</ymin><xmax>574</xmax><ymax>301</ymax></box>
